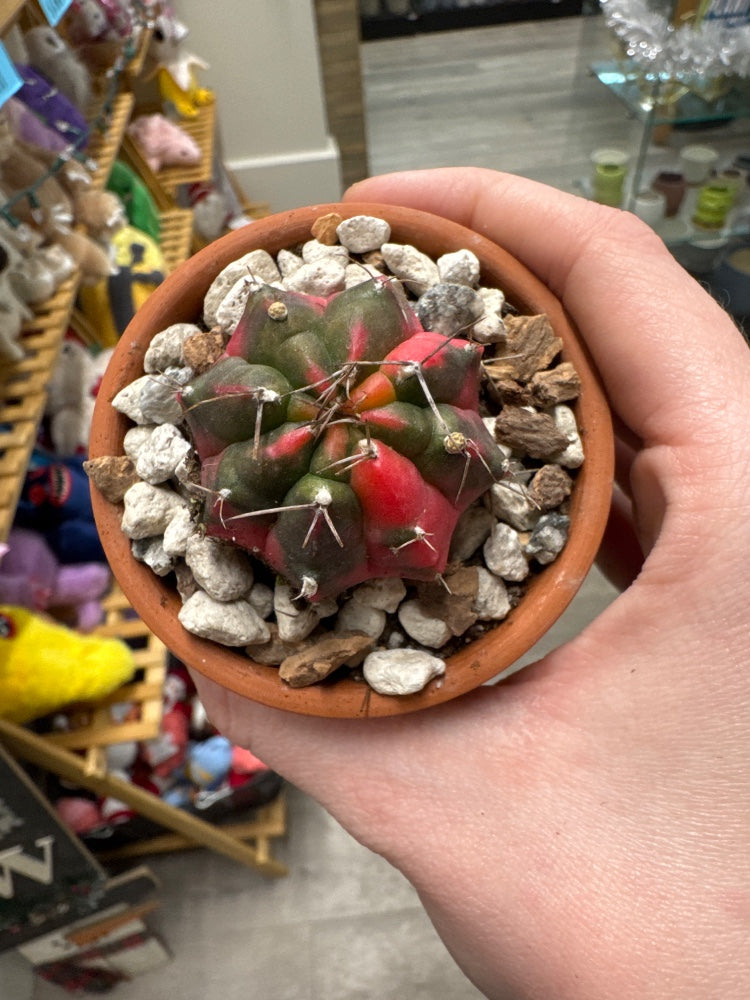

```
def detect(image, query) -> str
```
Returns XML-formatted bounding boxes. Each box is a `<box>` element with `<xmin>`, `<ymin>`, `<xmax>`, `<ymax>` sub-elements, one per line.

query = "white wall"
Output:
<box><xmin>174</xmin><ymin>0</ymin><xmax>342</xmax><ymax>211</ymax></box>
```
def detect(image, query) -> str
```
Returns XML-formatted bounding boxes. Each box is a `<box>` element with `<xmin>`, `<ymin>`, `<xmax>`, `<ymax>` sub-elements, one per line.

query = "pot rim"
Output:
<box><xmin>89</xmin><ymin>201</ymin><xmax>614</xmax><ymax>718</ymax></box>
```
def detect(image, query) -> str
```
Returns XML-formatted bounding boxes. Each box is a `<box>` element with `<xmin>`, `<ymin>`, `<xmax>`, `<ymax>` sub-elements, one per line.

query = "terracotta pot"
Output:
<box><xmin>89</xmin><ymin>202</ymin><xmax>614</xmax><ymax>719</ymax></box>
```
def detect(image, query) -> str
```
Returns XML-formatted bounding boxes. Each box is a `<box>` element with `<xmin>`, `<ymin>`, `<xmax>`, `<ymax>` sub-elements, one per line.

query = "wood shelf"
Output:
<box><xmin>0</xmin><ymin>717</ymin><xmax>288</xmax><ymax>876</ymax></box>
<box><xmin>85</xmin><ymin>91</ymin><xmax>135</xmax><ymax>186</ymax></box>
<box><xmin>0</xmin><ymin>277</ymin><xmax>78</xmax><ymax>540</ymax></box>
<box><xmin>160</xmin><ymin>206</ymin><xmax>195</xmax><ymax>272</ymax></box>
<box><xmin>44</xmin><ymin>585</ymin><xmax>167</xmax><ymax>752</ymax></box>
<box><xmin>0</xmin><ymin>0</ymin><xmax>22</xmax><ymax>32</ymax></box>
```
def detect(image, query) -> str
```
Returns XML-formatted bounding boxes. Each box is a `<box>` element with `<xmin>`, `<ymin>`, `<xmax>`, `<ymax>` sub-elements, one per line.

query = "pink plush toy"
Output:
<box><xmin>0</xmin><ymin>527</ymin><xmax>110</xmax><ymax>631</ymax></box>
<box><xmin>127</xmin><ymin>113</ymin><xmax>201</xmax><ymax>173</ymax></box>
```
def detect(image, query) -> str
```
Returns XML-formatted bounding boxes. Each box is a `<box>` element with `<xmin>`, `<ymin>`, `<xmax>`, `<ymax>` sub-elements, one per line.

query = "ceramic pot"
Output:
<box><xmin>692</xmin><ymin>183</ymin><xmax>734</xmax><ymax>230</ymax></box>
<box><xmin>679</xmin><ymin>144</ymin><xmax>719</xmax><ymax>185</ymax></box>
<box><xmin>89</xmin><ymin>203</ymin><xmax>614</xmax><ymax>719</ymax></box>
<box><xmin>651</xmin><ymin>171</ymin><xmax>686</xmax><ymax>218</ymax></box>
<box><xmin>631</xmin><ymin>189</ymin><xmax>667</xmax><ymax>228</ymax></box>
<box><xmin>592</xmin><ymin>163</ymin><xmax>627</xmax><ymax>208</ymax></box>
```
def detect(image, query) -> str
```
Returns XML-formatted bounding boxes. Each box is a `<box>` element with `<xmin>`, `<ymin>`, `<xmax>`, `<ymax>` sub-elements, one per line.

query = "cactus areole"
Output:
<box><xmin>179</xmin><ymin>276</ymin><xmax>508</xmax><ymax>601</ymax></box>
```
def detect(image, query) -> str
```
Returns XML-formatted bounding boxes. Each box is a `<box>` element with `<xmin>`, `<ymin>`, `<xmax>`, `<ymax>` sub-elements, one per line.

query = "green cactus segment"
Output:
<box><xmin>322</xmin><ymin>277</ymin><xmax>420</xmax><ymax>374</ymax></box>
<box><xmin>359</xmin><ymin>402</ymin><xmax>432</xmax><ymax>459</ymax></box>
<box><xmin>184</xmin><ymin>275</ymin><xmax>508</xmax><ymax>600</ymax></box>
<box><xmin>227</xmin><ymin>285</ymin><xmax>326</xmax><ymax>370</ymax></box>
<box><xmin>181</xmin><ymin>357</ymin><xmax>292</xmax><ymax>458</ymax></box>
<box><xmin>413</xmin><ymin>405</ymin><xmax>508</xmax><ymax>505</ymax></box>
<box><xmin>264</xmin><ymin>475</ymin><xmax>367</xmax><ymax>598</ymax></box>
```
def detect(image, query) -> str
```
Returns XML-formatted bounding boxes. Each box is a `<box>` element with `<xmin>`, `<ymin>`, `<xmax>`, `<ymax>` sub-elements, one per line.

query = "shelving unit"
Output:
<box><xmin>590</xmin><ymin>59</ymin><xmax>750</xmax><ymax>220</ymax></box>
<box><xmin>1</xmin><ymin>0</ymin><xmax>287</xmax><ymax>884</ymax></box>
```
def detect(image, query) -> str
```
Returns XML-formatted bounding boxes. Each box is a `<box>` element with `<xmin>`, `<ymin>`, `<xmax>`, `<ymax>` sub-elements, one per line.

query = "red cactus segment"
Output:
<box><xmin>227</xmin><ymin>285</ymin><xmax>326</xmax><ymax>369</ymax></box>
<box><xmin>323</xmin><ymin>277</ymin><xmax>420</xmax><ymax>375</ymax></box>
<box><xmin>263</xmin><ymin>475</ymin><xmax>367</xmax><ymax>600</ymax></box>
<box><xmin>181</xmin><ymin>357</ymin><xmax>291</xmax><ymax>458</ymax></box>
<box><xmin>413</xmin><ymin>405</ymin><xmax>508</xmax><ymax>505</ymax></box>
<box><xmin>201</xmin><ymin>492</ymin><xmax>270</xmax><ymax>555</ymax></box>
<box><xmin>382</xmin><ymin>330</ymin><xmax>483</xmax><ymax>411</ymax></box>
<box><xmin>349</xmin><ymin>440</ymin><xmax>458</xmax><ymax>579</ymax></box>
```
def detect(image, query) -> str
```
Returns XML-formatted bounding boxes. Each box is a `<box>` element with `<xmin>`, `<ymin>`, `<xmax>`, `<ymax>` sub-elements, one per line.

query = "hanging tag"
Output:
<box><xmin>0</xmin><ymin>42</ymin><xmax>23</xmax><ymax>107</ymax></box>
<box><xmin>38</xmin><ymin>0</ymin><xmax>74</xmax><ymax>27</ymax></box>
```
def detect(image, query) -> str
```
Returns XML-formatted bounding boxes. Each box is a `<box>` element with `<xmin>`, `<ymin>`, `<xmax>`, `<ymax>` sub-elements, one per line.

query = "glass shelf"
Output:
<box><xmin>590</xmin><ymin>60</ymin><xmax>750</xmax><ymax>127</ymax></box>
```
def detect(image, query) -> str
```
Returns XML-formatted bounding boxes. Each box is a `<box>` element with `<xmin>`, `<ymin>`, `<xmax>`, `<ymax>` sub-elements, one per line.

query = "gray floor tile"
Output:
<box><xmin>310</xmin><ymin>907</ymin><xmax>485</xmax><ymax>1000</ymax></box>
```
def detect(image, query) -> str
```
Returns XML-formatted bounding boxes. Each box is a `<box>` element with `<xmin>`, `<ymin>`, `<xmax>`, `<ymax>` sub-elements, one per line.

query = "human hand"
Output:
<box><xmin>191</xmin><ymin>169</ymin><xmax>750</xmax><ymax>1000</ymax></box>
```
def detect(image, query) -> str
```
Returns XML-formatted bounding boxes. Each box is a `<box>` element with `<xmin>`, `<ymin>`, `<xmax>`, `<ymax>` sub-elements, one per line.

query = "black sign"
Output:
<box><xmin>0</xmin><ymin>745</ymin><xmax>107</xmax><ymax>953</ymax></box>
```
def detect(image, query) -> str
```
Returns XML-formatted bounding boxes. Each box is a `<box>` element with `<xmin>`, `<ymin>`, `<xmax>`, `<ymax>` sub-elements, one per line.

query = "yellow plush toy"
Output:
<box><xmin>0</xmin><ymin>605</ymin><xmax>136</xmax><ymax>724</ymax></box>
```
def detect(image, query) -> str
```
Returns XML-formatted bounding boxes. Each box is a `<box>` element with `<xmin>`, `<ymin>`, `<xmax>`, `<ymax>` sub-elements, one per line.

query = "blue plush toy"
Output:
<box><xmin>15</xmin><ymin>449</ymin><xmax>105</xmax><ymax>564</ymax></box>
<box><xmin>186</xmin><ymin>735</ymin><xmax>233</xmax><ymax>791</ymax></box>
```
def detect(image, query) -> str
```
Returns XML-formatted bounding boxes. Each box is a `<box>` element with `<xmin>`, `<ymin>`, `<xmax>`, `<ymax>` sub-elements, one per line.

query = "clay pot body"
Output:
<box><xmin>651</xmin><ymin>171</ymin><xmax>687</xmax><ymax>218</ymax></box>
<box><xmin>89</xmin><ymin>203</ymin><xmax>614</xmax><ymax>719</ymax></box>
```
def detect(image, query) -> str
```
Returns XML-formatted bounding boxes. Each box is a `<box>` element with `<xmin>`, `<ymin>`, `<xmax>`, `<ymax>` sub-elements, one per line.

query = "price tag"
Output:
<box><xmin>0</xmin><ymin>42</ymin><xmax>22</xmax><ymax>108</ymax></box>
<box><xmin>38</xmin><ymin>0</ymin><xmax>74</xmax><ymax>27</ymax></box>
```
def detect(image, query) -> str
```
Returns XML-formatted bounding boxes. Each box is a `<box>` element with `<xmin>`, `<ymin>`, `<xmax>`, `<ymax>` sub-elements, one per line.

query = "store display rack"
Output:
<box><xmin>591</xmin><ymin>59</ymin><xmax>750</xmax><ymax>214</ymax></box>
<box><xmin>1</xmin><ymin>0</ymin><xmax>287</xmax><ymax>877</ymax></box>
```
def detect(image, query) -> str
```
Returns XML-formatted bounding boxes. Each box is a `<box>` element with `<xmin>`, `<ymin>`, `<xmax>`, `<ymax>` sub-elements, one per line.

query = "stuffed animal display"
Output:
<box><xmin>51</xmin><ymin>659</ymin><xmax>281</xmax><ymax>837</ymax></box>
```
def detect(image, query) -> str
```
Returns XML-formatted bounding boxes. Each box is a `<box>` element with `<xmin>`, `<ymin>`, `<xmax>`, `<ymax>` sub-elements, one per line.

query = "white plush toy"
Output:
<box><xmin>24</xmin><ymin>26</ymin><xmax>92</xmax><ymax>112</ymax></box>
<box><xmin>0</xmin><ymin>232</ymin><xmax>32</xmax><ymax>362</ymax></box>
<box><xmin>45</xmin><ymin>339</ymin><xmax>114</xmax><ymax>456</ymax></box>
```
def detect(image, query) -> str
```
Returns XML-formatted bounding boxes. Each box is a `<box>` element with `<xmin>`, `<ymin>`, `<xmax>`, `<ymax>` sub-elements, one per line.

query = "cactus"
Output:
<box><xmin>180</xmin><ymin>275</ymin><xmax>508</xmax><ymax>601</ymax></box>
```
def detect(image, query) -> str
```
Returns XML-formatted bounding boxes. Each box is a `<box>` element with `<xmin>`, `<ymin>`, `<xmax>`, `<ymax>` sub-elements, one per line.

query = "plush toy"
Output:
<box><xmin>0</xmin><ymin>604</ymin><xmax>135</xmax><ymax>724</ymax></box>
<box><xmin>0</xmin><ymin>112</ymin><xmax>115</xmax><ymax>285</ymax></box>
<box><xmin>0</xmin><ymin>235</ymin><xmax>32</xmax><ymax>363</ymax></box>
<box><xmin>107</xmin><ymin>159</ymin><xmax>161</xmax><ymax>241</ymax></box>
<box><xmin>149</xmin><ymin>13</ymin><xmax>214</xmax><ymax>119</ymax></box>
<box><xmin>0</xmin><ymin>217</ymin><xmax>75</xmax><ymax>306</ymax></box>
<box><xmin>140</xmin><ymin>705</ymin><xmax>190</xmax><ymax>782</ymax></box>
<box><xmin>16</xmin><ymin>450</ymin><xmax>105</xmax><ymax>565</ymax></box>
<box><xmin>1</xmin><ymin>219</ymin><xmax>55</xmax><ymax>305</ymax></box>
<box><xmin>0</xmin><ymin>527</ymin><xmax>110</xmax><ymax>631</ymax></box>
<box><xmin>185</xmin><ymin>735</ymin><xmax>233</xmax><ymax>791</ymax></box>
<box><xmin>4</xmin><ymin>95</ymin><xmax>68</xmax><ymax>154</ymax></box>
<box><xmin>188</xmin><ymin>180</ymin><xmax>231</xmax><ymax>243</ymax></box>
<box><xmin>45</xmin><ymin>337</ymin><xmax>113</xmax><ymax>456</ymax></box>
<box><xmin>13</xmin><ymin>63</ymin><xmax>89</xmax><ymax>146</ymax></box>
<box><xmin>227</xmin><ymin>745</ymin><xmax>268</xmax><ymax>789</ymax></box>
<box><xmin>77</xmin><ymin>223</ymin><xmax>166</xmax><ymax>345</ymax></box>
<box><xmin>24</xmin><ymin>26</ymin><xmax>92</xmax><ymax>112</ymax></box>
<box><xmin>127</xmin><ymin>113</ymin><xmax>201</xmax><ymax>173</ymax></box>
<box><xmin>55</xmin><ymin>795</ymin><xmax>104</xmax><ymax>834</ymax></box>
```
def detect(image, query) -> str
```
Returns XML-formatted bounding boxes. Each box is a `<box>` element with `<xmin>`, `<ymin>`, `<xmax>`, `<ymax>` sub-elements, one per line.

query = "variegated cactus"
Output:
<box><xmin>180</xmin><ymin>275</ymin><xmax>507</xmax><ymax>601</ymax></box>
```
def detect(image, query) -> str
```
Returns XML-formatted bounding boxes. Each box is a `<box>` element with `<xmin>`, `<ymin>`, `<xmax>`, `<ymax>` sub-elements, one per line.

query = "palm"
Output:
<box><xmin>191</xmin><ymin>169</ymin><xmax>750</xmax><ymax>1000</ymax></box>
